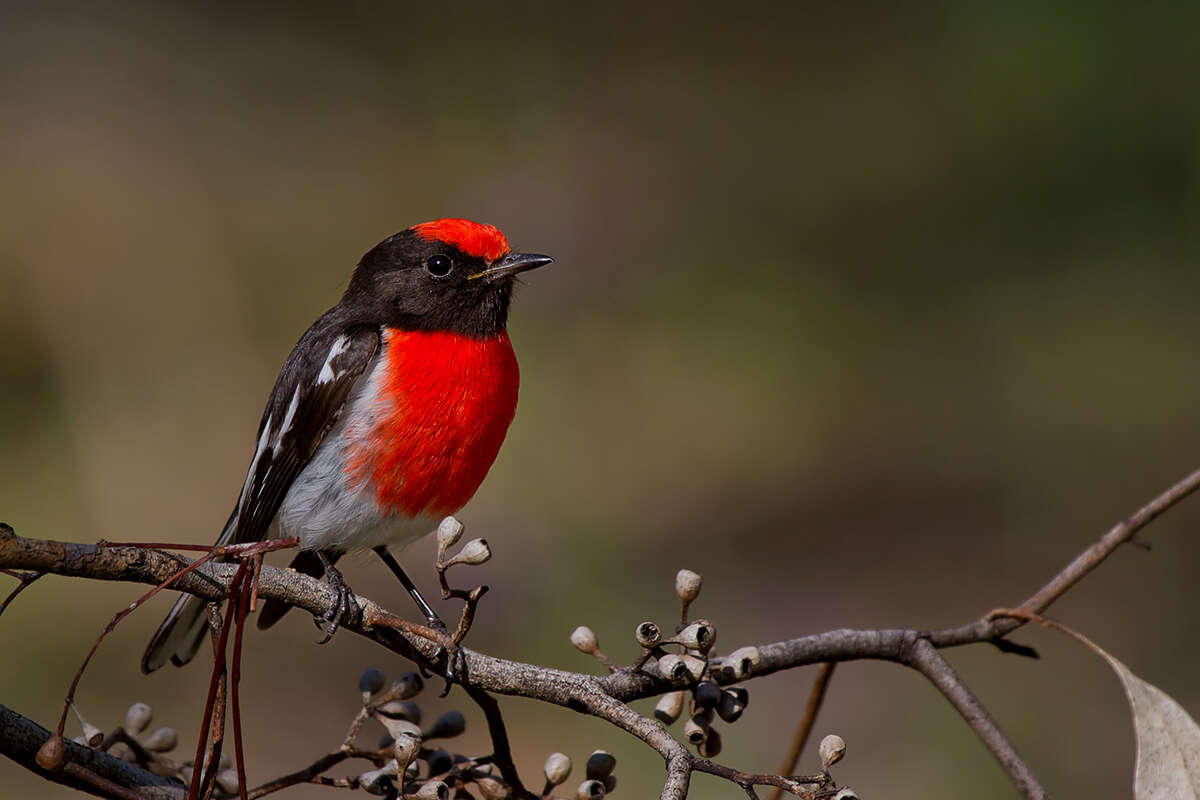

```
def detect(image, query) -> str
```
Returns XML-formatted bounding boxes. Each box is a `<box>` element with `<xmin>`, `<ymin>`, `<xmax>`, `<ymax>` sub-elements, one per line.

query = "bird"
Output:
<box><xmin>141</xmin><ymin>218</ymin><xmax>552</xmax><ymax>673</ymax></box>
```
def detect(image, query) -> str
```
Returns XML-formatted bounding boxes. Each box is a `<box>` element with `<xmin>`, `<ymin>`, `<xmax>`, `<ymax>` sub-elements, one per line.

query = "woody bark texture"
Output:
<box><xmin>1</xmin><ymin>464</ymin><xmax>1198</xmax><ymax>800</ymax></box>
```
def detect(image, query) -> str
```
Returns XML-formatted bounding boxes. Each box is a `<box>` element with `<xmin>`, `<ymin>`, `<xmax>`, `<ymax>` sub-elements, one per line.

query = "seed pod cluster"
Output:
<box><xmin>640</xmin><ymin>570</ymin><xmax>757</xmax><ymax>757</ymax></box>
<box><xmin>40</xmin><ymin>701</ymin><xmax>186</xmax><ymax>777</ymax></box>
<box><xmin>538</xmin><ymin>749</ymin><xmax>617</xmax><ymax>798</ymax></box>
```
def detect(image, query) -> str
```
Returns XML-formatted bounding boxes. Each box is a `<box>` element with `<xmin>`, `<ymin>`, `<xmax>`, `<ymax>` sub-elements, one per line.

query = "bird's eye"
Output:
<box><xmin>425</xmin><ymin>254</ymin><xmax>453</xmax><ymax>277</ymax></box>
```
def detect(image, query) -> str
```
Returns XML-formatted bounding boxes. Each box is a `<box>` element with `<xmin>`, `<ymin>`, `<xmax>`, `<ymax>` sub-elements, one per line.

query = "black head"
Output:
<box><xmin>344</xmin><ymin>219</ymin><xmax>552</xmax><ymax>337</ymax></box>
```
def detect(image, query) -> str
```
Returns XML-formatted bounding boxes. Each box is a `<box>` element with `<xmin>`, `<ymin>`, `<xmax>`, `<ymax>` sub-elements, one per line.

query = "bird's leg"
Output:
<box><xmin>315</xmin><ymin>549</ymin><xmax>357</xmax><ymax>645</ymax></box>
<box><xmin>372</xmin><ymin>546</ymin><xmax>464</xmax><ymax>689</ymax></box>
<box><xmin>372</xmin><ymin>546</ymin><xmax>444</xmax><ymax>631</ymax></box>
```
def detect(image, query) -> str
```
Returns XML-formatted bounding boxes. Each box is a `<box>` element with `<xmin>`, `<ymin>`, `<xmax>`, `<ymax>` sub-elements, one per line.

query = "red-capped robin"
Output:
<box><xmin>141</xmin><ymin>219</ymin><xmax>551</xmax><ymax>672</ymax></box>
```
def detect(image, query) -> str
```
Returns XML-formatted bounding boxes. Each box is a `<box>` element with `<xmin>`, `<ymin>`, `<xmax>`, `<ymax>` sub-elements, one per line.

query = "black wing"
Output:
<box><xmin>227</xmin><ymin>319</ymin><xmax>380</xmax><ymax>545</ymax></box>
<box><xmin>142</xmin><ymin>317</ymin><xmax>379</xmax><ymax>672</ymax></box>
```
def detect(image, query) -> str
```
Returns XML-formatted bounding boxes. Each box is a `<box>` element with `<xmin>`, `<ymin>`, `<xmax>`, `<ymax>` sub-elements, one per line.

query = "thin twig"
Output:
<box><xmin>464</xmin><ymin>686</ymin><xmax>529</xmax><ymax>799</ymax></box>
<box><xmin>767</xmin><ymin>662</ymin><xmax>836</xmax><ymax>800</ymax></box>
<box><xmin>902</xmin><ymin>638</ymin><xmax>1045</xmax><ymax>800</ymax></box>
<box><xmin>0</xmin><ymin>569</ymin><xmax>44</xmax><ymax>616</ymax></box>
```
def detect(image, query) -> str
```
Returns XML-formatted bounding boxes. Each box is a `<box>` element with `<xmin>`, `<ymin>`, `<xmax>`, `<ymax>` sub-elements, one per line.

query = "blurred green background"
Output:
<box><xmin>3</xmin><ymin>3</ymin><xmax>1200</xmax><ymax>798</ymax></box>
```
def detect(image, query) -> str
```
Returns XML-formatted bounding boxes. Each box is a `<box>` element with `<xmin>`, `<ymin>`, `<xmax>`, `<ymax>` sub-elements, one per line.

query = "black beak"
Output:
<box><xmin>469</xmin><ymin>252</ymin><xmax>554</xmax><ymax>282</ymax></box>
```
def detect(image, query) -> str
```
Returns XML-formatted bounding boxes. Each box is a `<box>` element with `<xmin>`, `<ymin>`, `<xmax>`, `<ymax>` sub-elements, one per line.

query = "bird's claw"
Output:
<box><xmin>313</xmin><ymin>563</ymin><xmax>357</xmax><ymax>645</ymax></box>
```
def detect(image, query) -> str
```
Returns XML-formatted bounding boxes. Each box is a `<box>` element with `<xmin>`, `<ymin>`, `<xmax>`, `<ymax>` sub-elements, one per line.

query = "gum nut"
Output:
<box><xmin>476</xmin><ymin>775</ymin><xmax>509</xmax><ymax>800</ymax></box>
<box><xmin>634</xmin><ymin>621</ymin><xmax>661</xmax><ymax>648</ymax></box>
<box><xmin>378</xmin><ymin>716</ymin><xmax>422</xmax><ymax>741</ymax></box>
<box><xmin>359</xmin><ymin>765</ymin><xmax>395</xmax><ymax>796</ymax></box>
<box><xmin>378</xmin><ymin>700</ymin><xmax>422</xmax><ymax>725</ymax></box>
<box><xmin>437</xmin><ymin>517</ymin><xmax>464</xmax><ymax>552</ymax></box>
<box><xmin>603</xmin><ymin>774</ymin><xmax>617</xmax><ymax>794</ymax></box>
<box><xmin>427</xmin><ymin>748</ymin><xmax>454</xmax><ymax>776</ymax></box>
<box><xmin>656</xmin><ymin>654</ymin><xmax>688</xmax><ymax>682</ymax></box>
<box><xmin>674</xmin><ymin>569</ymin><xmax>702</xmax><ymax>603</ymax></box>
<box><xmin>576</xmin><ymin>779</ymin><xmax>605</xmax><ymax>800</ymax></box>
<box><xmin>81</xmin><ymin>721</ymin><xmax>104</xmax><ymax>747</ymax></box>
<box><xmin>585</xmin><ymin>750</ymin><xmax>616</xmax><ymax>780</ymax></box>
<box><xmin>426</xmin><ymin>710</ymin><xmax>466</xmax><ymax>739</ymax></box>
<box><xmin>675</xmin><ymin>621</ymin><xmax>715</xmax><ymax>652</ymax></box>
<box><xmin>715</xmin><ymin>690</ymin><xmax>745</xmax><ymax>723</ymax></box>
<box><xmin>680</xmin><ymin>655</ymin><xmax>706</xmax><ymax>681</ymax></box>
<box><xmin>693</xmin><ymin>681</ymin><xmax>721</xmax><ymax>710</ymax></box>
<box><xmin>359</xmin><ymin>667</ymin><xmax>387</xmax><ymax>695</ymax></box>
<box><xmin>416</xmin><ymin>781</ymin><xmax>450</xmax><ymax>800</ymax></box>
<box><xmin>215</xmin><ymin>769</ymin><xmax>240</xmax><ymax>794</ymax></box>
<box><xmin>178</xmin><ymin>765</ymin><xmax>194</xmax><ymax>784</ymax></box>
<box><xmin>446</xmin><ymin>538</ymin><xmax>491</xmax><ymax>567</ymax></box>
<box><xmin>544</xmin><ymin>752</ymin><xmax>572</xmax><ymax>786</ymax></box>
<box><xmin>682</xmin><ymin>715</ymin><xmax>708</xmax><ymax>746</ymax></box>
<box><xmin>725</xmin><ymin>646</ymin><xmax>761</xmax><ymax>678</ymax></box>
<box><xmin>394</xmin><ymin>731</ymin><xmax>421</xmax><ymax>767</ymax></box>
<box><xmin>391</xmin><ymin>671</ymin><xmax>425</xmax><ymax>700</ymax></box>
<box><xmin>654</xmin><ymin>691</ymin><xmax>686</xmax><ymax>725</ymax></box>
<box><xmin>124</xmin><ymin>702</ymin><xmax>153</xmax><ymax>735</ymax></box>
<box><xmin>698</xmin><ymin>727</ymin><xmax>723</xmax><ymax>759</ymax></box>
<box><xmin>36</xmin><ymin>736</ymin><xmax>65</xmax><ymax>770</ymax></box>
<box><xmin>143</xmin><ymin>727</ymin><xmax>178</xmax><ymax>753</ymax></box>
<box><xmin>819</xmin><ymin>734</ymin><xmax>846</xmax><ymax>770</ymax></box>
<box><xmin>570</xmin><ymin>626</ymin><xmax>598</xmax><ymax>653</ymax></box>
<box><xmin>833</xmin><ymin>790</ymin><xmax>858</xmax><ymax>800</ymax></box>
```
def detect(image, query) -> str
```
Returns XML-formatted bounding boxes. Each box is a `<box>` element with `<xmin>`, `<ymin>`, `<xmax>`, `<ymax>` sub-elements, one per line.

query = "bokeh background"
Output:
<box><xmin>3</xmin><ymin>3</ymin><xmax>1200</xmax><ymax>798</ymax></box>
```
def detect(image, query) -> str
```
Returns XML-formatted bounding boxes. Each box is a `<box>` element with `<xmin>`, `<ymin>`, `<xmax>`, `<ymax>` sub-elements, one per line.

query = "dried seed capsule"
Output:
<box><xmin>724</xmin><ymin>646</ymin><xmax>761</xmax><ymax>679</ymax></box>
<box><xmin>656</xmin><ymin>654</ymin><xmax>687</xmax><ymax>682</ymax></box>
<box><xmin>715</xmin><ymin>689</ymin><xmax>746</xmax><ymax>723</ymax></box>
<box><xmin>124</xmin><ymin>702</ymin><xmax>153</xmax><ymax>735</ymax></box>
<box><xmin>819</xmin><ymin>734</ymin><xmax>846</xmax><ymax>770</ymax></box>
<box><xmin>634</xmin><ymin>621</ymin><xmax>661</xmax><ymax>648</ymax></box>
<box><xmin>359</xmin><ymin>759</ymin><xmax>398</xmax><ymax>795</ymax></box>
<box><xmin>585</xmin><ymin>750</ymin><xmax>616</xmax><ymax>780</ymax></box>
<box><xmin>359</xmin><ymin>667</ymin><xmax>387</xmax><ymax>697</ymax></box>
<box><xmin>178</xmin><ymin>765</ymin><xmax>194</xmax><ymax>785</ymax></box>
<box><xmin>377</xmin><ymin>700</ymin><xmax>423</xmax><ymax>726</ymax></box>
<box><xmin>393</xmin><ymin>731</ymin><xmax>421</xmax><ymax>771</ymax></box>
<box><xmin>427</xmin><ymin>748</ymin><xmax>454</xmax><ymax>776</ymax></box>
<box><xmin>416</xmin><ymin>781</ymin><xmax>450</xmax><ymax>800</ymax></box>
<box><xmin>833</xmin><ymin>789</ymin><xmax>858</xmax><ymax>800</ymax></box>
<box><xmin>603</xmin><ymin>774</ymin><xmax>617</xmax><ymax>794</ymax></box>
<box><xmin>674</xmin><ymin>621</ymin><xmax>715</xmax><ymax>653</ymax></box>
<box><xmin>389</xmin><ymin>671</ymin><xmax>425</xmax><ymax>700</ymax></box>
<box><xmin>576</xmin><ymin>779</ymin><xmax>605</xmax><ymax>800</ymax></box>
<box><xmin>543</xmin><ymin>752</ymin><xmax>572</xmax><ymax>786</ymax></box>
<box><xmin>654</xmin><ymin>691</ymin><xmax>686</xmax><ymax>725</ymax></box>
<box><xmin>377</xmin><ymin>715</ymin><xmax>421</xmax><ymax>741</ymax></box>
<box><xmin>698</xmin><ymin>727</ymin><xmax>722</xmax><ymax>758</ymax></box>
<box><xmin>476</xmin><ymin>775</ymin><xmax>509</xmax><ymax>800</ymax></box>
<box><xmin>674</xmin><ymin>569</ymin><xmax>702</xmax><ymax>604</ymax></box>
<box><xmin>682</xmin><ymin>714</ymin><xmax>709</xmax><ymax>746</ymax></box>
<box><xmin>570</xmin><ymin>626</ymin><xmax>599</xmax><ymax>654</ymax></box>
<box><xmin>693</xmin><ymin>681</ymin><xmax>721</xmax><ymax>710</ymax></box>
<box><xmin>436</xmin><ymin>517</ymin><xmax>465</xmax><ymax>557</ymax></box>
<box><xmin>444</xmin><ymin>538</ymin><xmax>491</xmax><ymax>568</ymax></box>
<box><xmin>142</xmin><ymin>727</ymin><xmax>178</xmax><ymax>753</ymax></box>
<box><xmin>215</xmin><ymin>769</ymin><xmax>240</xmax><ymax>794</ymax></box>
<box><xmin>680</xmin><ymin>655</ymin><xmax>706</xmax><ymax>681</ymax></box>
<box><xmin>425</xmin><ymin>710</ymin><xmax>466</xmax><ymax>739</ymax></box>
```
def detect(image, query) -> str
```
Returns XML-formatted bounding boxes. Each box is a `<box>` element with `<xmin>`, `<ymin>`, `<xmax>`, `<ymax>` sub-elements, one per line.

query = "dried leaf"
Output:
<box><xmin>1098</xmin><ymin>650</ymin><xmax>1200</xmax><ymax>799</ymax></box>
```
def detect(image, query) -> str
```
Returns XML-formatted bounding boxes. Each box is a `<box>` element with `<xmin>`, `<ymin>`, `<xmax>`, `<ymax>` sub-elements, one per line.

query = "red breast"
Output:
<box><xmin>343</xmin><ymin>327</ymin><xmax>520</xmax><ymax>517</ymax></box>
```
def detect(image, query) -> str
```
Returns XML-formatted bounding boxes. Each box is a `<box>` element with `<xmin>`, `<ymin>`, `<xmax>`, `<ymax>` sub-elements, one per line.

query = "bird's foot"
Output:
<box><xmin>314</xmin><ymin>562</ymin><xmax>357</xmax><ymax>645</ymax></box>
<box><xmin>423</xmin><ymin>614</ymin><xmax>465</xmax><ymax>696</ymax></box>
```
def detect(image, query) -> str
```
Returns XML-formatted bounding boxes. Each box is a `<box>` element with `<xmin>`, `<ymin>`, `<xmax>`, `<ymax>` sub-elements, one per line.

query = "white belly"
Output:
<box><xmin>276</xmin><ymin>363</ymin><xmax>437</xmax><ymax>553</ymax></box>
